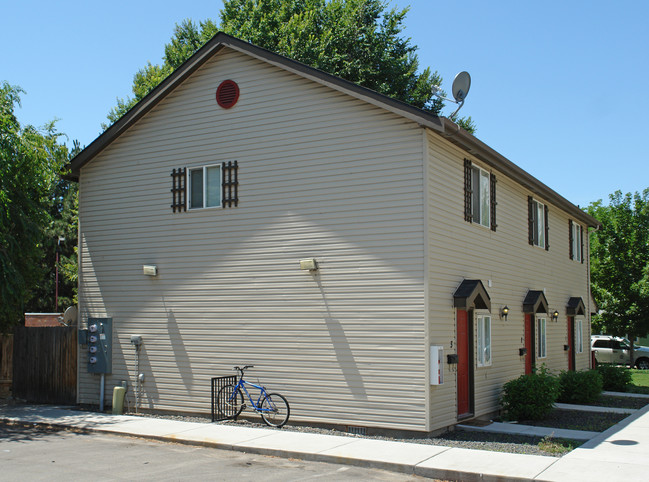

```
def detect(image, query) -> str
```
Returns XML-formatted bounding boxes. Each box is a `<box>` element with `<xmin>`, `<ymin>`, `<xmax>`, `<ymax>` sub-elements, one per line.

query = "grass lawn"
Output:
<box><xmin>630</xmin><ymin>369</ymin><xmax>649</xmax><ymax>392</ymax></box>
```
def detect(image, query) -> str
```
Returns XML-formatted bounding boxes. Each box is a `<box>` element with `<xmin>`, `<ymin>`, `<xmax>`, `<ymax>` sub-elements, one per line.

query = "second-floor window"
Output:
<box><xmin>569</xmin><ymin>220</ymin><xmax>583</xmax><ymax>262</ymax></box>
<box><xmin>189</xmin><ymin>164</ymin><xmax>222</xmax><ymax>209</ymax></box>
<box><xmin>528</xmin><ymin>197</ymin><xmax>549</xmax><ymax>250</ymax></box>
<box><xmin>464</xmin><ymin>159</ymin><xmax>497</xmax><ymax>231</ymax></box>
<box><xmin>172</xmin><ymin>160</ymin><xmax>238</xmax><ymax>212</ymax></box>
<box><xmin>472</xmin><ymin>165</ymin><xmax>490</xmax><ymax>228</ymax></box>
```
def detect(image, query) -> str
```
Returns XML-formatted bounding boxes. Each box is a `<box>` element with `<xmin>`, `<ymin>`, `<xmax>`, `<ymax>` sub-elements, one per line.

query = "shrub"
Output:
<box><xmin>501</xmin><ymin>365</ymin><xmax>559</xmax><ymax>421</ymax></box>
<box><xmin>596</xmin><ymin>365</ymin><xmax>632</xmax><ymax>392</ymax></box>
<box><xmin>557</xmin><ymin>369</ymin><xmax>603</xmax><ymax>404</ymax></box>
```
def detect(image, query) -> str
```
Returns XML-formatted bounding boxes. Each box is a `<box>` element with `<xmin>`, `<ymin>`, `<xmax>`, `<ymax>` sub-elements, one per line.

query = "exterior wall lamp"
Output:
<box><xmin>299</xmin><ymin>258</ymin><xmax>318</xmax><ymax>271</ymax></box>
<box><xmin>500</xmin><ymin>305</ymin><xmax>509</xmax><ymax>321</ymax></box>
<box><xmin>551</xmin><ymin>310</ymin><xmax>559</xmax><ymax>322</ymax></box>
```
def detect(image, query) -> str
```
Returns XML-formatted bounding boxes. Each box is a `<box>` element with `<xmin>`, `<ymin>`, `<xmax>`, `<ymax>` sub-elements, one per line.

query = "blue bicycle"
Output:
<box><xmin>216</xmin><ymin>365</ymin><xmax>290</xmax><ymax>428</ymax></box>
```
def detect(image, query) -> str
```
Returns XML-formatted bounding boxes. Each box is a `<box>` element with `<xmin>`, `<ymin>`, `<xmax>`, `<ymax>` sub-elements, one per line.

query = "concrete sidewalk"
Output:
<box><xmin>2</xmin><ymin>403</ymin><xmax>649</xmax><ymax>481</ymax></box>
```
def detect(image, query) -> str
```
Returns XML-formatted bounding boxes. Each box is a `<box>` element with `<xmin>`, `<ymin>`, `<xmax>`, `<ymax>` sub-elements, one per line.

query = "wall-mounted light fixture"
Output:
<box><xmin>551</xmin><ymin>310</ymin><xmax>559</xmax><ymax>322</ymax></box>
<box><xmin>500</xmin><ymin>305</ymin><xmax>509</xmax><ymax>321</ymax></box>
<box><xmin>299</xmin><ymin>258</ymin><xmax>318</xmax><ymax>271</ymax></box>
<box><xmin>143</xmin><ymin>265</ymin><xmax>158</xmax><ymax>276</ymax></box>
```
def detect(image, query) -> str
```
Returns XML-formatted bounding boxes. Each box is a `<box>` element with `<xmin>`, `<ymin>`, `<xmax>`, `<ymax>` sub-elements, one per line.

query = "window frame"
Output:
<box><xmin>471</xmin><ymin>165</ymin><xmax>491</xmax><ymax>229</ymax></box>
<box><xmin>464</xmin><ymin>159</ymin><xmax>496</xmax><ymax>231</ymax></box>
<box><xmin>188</xmin><ymin>164</ymin><xmax>222</xmax><ymax>210</ymax></box>
<box><xmin>531</xmin><ymin>199</ymin><xmax>545</xmax><ymax>247</ymax></box>
<box><xmin>537</xmin><ymin>316</ymin><xmax>547</xmax><ymax>359</ymax></box>
<box><xmin>571</xmin><ymin>221</ymin><xmax>583</xmax><ymax>262</ymax></box>
<box><xmin>476</xmin><ymin>313</ymin><xmax>492</xmax><ymax>367</ymax></box>
<box><xmin>576</xmin><ymin>318</ymin><xmax>583</xmax><ymax>354</ymax></box>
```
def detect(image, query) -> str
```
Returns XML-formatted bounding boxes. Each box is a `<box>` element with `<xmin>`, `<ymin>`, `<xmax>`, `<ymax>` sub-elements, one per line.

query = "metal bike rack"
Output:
<box><xmin>211</xmin><ymin>375</ymin><xmax>238</xmax><ymax>422</ymax></box>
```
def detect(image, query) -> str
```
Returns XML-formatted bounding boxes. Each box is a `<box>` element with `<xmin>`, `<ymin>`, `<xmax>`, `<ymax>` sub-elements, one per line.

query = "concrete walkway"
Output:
<box><xmin>2</xmin><ymin>402</ymin><xmax>649</xmax><ymax>481</ymax></box>
<box><xmin>554</xmin><ymin>402</ymin><xmax>637</xmax><ymax>414</ymax></box>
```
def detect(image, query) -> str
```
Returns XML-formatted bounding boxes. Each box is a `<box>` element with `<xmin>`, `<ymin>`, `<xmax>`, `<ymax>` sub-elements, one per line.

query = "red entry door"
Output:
<box><xmin>457</xmin><ymin>309</ymin><xmax>471</xmax><ymax>417</ymax></box>
<box><xmin>567</xmin><ymin>316</ymin><xmax>575</xmax><ymax>371</ymax></box>
<box><xmin>524</xmin><ymin>314</ymin><xmax>534</xmax><ymax>375</ymax></box>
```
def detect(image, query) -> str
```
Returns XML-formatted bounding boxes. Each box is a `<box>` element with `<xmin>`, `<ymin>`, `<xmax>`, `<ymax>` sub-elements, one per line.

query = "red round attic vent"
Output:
<box><xmin>216</xmin><ymin>80</ymin><xmax>240</xmax><ymax>109</ymax></box>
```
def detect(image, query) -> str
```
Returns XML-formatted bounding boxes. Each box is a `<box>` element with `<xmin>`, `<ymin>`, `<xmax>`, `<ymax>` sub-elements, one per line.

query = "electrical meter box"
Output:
<box><xmin>87</xmin><ymin>317</ymin><xmax>112</xmax><ymax>374</ymax></box>
<box><xmin>430</xmin><ymin>345</ymin><xmax>444</xmax><ymax>385</ymax></box>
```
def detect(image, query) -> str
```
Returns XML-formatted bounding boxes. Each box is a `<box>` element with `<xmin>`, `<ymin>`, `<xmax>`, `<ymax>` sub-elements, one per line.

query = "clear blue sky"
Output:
<box><xmin>3</xmin><ymin>0</ymin><xmax>648</xmax><ymax>208</ymax></box>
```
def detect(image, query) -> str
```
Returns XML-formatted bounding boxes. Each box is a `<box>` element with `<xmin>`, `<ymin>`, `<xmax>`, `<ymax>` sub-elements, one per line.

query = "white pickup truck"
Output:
<box><xmin>591</xmin><ymin>335</ymin><xmax>649</xmax><ymax>369</ymax></box>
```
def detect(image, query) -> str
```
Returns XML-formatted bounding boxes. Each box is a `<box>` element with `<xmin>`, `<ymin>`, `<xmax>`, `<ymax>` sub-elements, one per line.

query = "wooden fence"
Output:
<box><xmin>0</xmin><ymin>334</ymin><xmax>13</xmax><ymax>397</ymax></box>
<box><xmin>12</xmin><ymin>326</ymin><xmax>77</xmax><ymax>404</ymax></box>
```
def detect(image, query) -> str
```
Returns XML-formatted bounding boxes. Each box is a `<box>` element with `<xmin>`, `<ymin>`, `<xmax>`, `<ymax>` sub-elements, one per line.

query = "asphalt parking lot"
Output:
<box><xmin>0</xmin><ymin>423</ymin><xmax>423</xmax><ymax>481</ymax></box>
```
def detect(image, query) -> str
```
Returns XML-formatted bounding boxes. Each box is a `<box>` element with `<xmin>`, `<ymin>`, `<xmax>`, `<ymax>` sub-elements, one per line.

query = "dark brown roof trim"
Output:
<box><xmin>65</xmin><ymin>32</ymin><xmax>444</xmax><ymax>180</ymax></box>
<box><xmin>439</xmin><ymin>118</ymin><xmax>600</xmax><ymax>228</ymax></box>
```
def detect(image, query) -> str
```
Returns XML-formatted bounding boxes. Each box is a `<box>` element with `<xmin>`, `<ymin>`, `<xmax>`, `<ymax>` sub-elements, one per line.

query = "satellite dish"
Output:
<box><xmin>61</xmin><ymin>306</ymin><xmax>78</xmax><ymax>326</ymax></box>
<box><xmin>452</xmin><ymin>71</ymin><xmax>471</xmax><ymax>103</ymax></box>
<box><xmin>431</xmin><ymin>70</ymin><xmax>472</xmax><ymax>119</ymax></box>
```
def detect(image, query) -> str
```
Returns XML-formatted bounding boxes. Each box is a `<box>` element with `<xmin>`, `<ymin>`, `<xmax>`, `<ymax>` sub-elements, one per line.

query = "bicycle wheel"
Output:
<box><xmin>260</xmin><ymin>392</ymin><xmax>290</xmax><ymax>428</ymax></box>
<box><xmin>216</xmin><ymin>384</ymin><xmax>244</xmax><ymax>419</ymax></box>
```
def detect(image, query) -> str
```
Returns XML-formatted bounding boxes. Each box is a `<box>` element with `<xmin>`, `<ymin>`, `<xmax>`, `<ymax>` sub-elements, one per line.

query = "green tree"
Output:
<box><xmin>104</xmin><ymin>19</ymin><xmax>218</xmax><ymax>128</ymax></box>
<box><xmin>0</xmin><ymin>82</ymin><xmax>71</xmax><ymax>330</ymax></box>
<box><xmin>587</xmin><ymin>189</ymin><xmax>649</xmax><ymax>366</ymax></box>
<box><xmin>105</xmin><ymin>0</ymin><xmax>476</xmax><ymax>133</ymax></box>
<box><xmin>26</xmin><ymin>141</ymin><xmax>80</xmax><ymax>313</ymax></box>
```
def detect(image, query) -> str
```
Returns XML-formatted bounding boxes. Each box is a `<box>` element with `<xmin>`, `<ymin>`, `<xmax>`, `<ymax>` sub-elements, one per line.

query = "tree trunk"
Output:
<box><xmin>629</xmin><ymin>337</ymin><xmax>636</xmax><ymax>368</ymax></box>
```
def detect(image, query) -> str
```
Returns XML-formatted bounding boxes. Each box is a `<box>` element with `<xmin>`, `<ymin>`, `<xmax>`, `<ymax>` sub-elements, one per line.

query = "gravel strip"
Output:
<box><xmin>515</xmin><ymin>409</ymin><xmax>627</xmax><ymax>432</ymax></box>
<box><xmin>591</xmin><ymin>394</ymin><xmax>649</xmax><ymax>410</ymax></box>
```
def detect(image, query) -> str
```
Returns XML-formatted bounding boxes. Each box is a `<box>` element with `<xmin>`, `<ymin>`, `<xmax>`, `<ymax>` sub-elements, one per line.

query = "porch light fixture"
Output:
<box><xmin>552</xmin><ymin>310</ymin><xmax>559</xmax><ymax>322</ymax></box>
<box><xmin>143</xmin><ymin>265</ymin><xmax>158</xmax><ymax>276</ymax></box>
<box><xmin>500</xmin><ymin>305</ymin><xmax>509</xmax><ymax>321</ymax></box>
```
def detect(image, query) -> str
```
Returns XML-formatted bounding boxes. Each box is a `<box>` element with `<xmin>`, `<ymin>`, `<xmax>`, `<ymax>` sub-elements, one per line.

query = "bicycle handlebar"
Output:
<box><xmin>233</xmin><ymin>365</ymin><xmax>254</xmax><ymax>376</ymax></box>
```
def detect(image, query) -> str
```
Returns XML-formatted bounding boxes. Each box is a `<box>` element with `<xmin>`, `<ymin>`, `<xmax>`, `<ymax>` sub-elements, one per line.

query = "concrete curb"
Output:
<box><xmin>554</xmin><ymin>402</ymin><xmax>637</xmax><ymax>414</ymax></box>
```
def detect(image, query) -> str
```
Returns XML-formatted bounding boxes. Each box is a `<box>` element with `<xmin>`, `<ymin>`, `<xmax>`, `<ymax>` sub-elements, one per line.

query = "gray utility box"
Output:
<box><xmin>87</xmin><ymin>317</ymin><xmax>112</xmax><ymax>374</ymax></box>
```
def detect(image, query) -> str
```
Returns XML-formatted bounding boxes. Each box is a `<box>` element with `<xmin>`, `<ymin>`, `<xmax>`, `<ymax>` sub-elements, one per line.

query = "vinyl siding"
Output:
<box><xmin>78</xmin><ymin>48</ymin><xmax>427</xmax><ymax>430</ymax></box>
<box><xmin>425</xmin><ymin>130</ymin><xmax>591</xmax><ymax>430</ymax></box>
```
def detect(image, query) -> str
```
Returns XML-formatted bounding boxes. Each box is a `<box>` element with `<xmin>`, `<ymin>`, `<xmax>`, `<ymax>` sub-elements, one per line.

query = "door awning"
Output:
<box><xmin>523</xmin><ymin>290</ymin><xmax>549</xmax><ymax>314</ymax></box>
<box><xmin>566</xmin><ymin>297</ymin><xmax>586</xmax><ymax>316</ymax></box>
<box><xmin>453</xmin><ymin>279</ymin><xmax>491</xmax><ymax>311</ymax></box>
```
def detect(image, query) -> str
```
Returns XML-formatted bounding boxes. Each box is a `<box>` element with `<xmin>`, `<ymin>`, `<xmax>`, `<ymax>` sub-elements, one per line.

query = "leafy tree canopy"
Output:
<box><xmin>0</xmin><ymin>82</ymin><xmax>77</xmax><ymax>331</ymax></box>
<box><xmin>105</xmin><ymin>0</ymin><xmax>475</xmax><ymax>133</ymax></box>
<box><xmin>587</xmin><ymin>189</ymin><xmax>649</xmax><ymax>343</ymax></box>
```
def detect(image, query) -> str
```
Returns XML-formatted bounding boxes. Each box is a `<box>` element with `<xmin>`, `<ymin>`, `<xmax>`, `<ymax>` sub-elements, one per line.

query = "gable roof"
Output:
<box><xmin>566</xmin><ymin>296</ymin><xmax>586</xmax><ymax>316</ymax></box>
<box><xmin>523</xmin><ymin>290</ymin><xmax>549</xmax><ymax>314</ymax></box>
<box><xmin>65</xmin><ymin>32</ymin><xmax>599</xmax><ymax>229</ymax></box>
<box><xmin>453</xmin><ymin>279</ymin><xmax>491</xmax><ymax>311</ymax></box>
